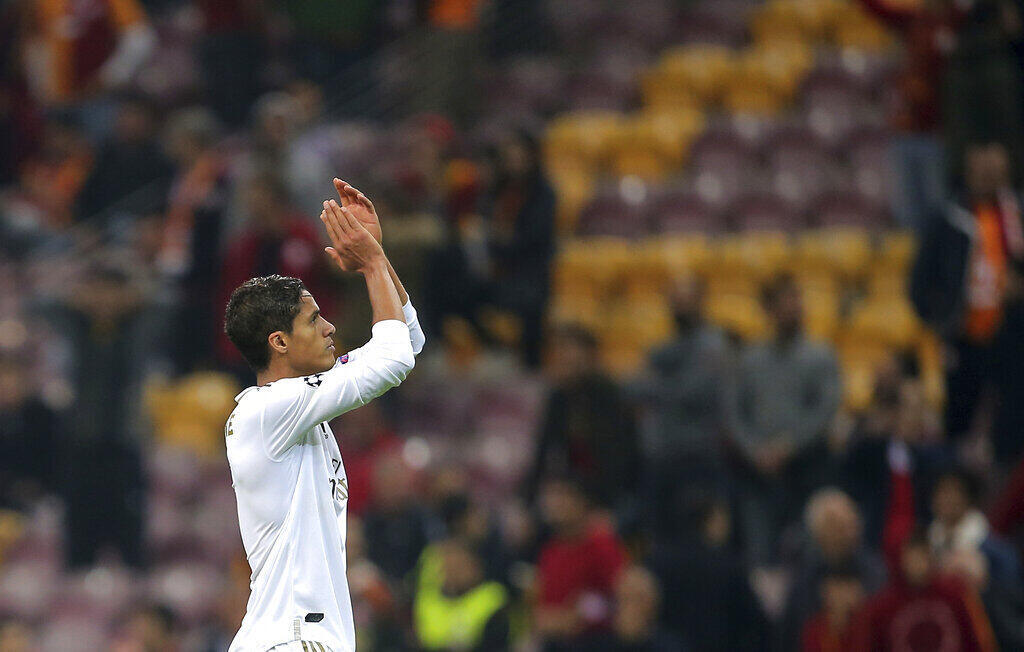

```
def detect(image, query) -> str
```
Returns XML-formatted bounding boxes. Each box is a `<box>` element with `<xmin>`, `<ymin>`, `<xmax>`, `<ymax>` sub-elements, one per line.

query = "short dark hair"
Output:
<box><xmin>761</xmin><ymin>272</ymin><xmax>798</xmax><ymax>309</ymax></box>
<box><xmin>935</xmin><ymin>467</ymin><xmax>982</xmax><ymax>507</ymax></box>
<box><xmin>224</xmin><ymin>275</ymin><xmax>307</xmax><ymax>371</ymax></box>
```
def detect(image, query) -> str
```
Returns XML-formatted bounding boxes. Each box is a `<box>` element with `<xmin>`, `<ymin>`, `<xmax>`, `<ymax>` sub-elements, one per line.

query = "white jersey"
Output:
<box><xmin>226</xmin><ymin>301</ymin><xmax>424</xmax><ymax>652</ymax></box>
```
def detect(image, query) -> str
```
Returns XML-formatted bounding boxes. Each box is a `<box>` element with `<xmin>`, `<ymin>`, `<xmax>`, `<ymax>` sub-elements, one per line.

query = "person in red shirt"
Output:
<box><xmin>801</xmin><ymin>566</ymin><xmax>866</xmax><ymax>652</ymax></box>
<box><xmin>534</xmin><ymin>475</ymin><xmax>628</xmax><ymax>651</ymax></box>
<box><xmin>850</xmin><ymin>530</ymin><xmax>996</xmax><ymax>652</ymax></box>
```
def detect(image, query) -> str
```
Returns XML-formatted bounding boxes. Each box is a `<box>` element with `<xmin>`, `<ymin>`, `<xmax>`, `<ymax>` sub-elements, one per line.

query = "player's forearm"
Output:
<box><xmin>385</xmin><ymin>258</ymin><xmax>409</xmax><ymax>306</ymax></box>
<box><xmin>362</xmin><ymin>259</ymin><xmax>404</xmax><ymax>324</ymax></box>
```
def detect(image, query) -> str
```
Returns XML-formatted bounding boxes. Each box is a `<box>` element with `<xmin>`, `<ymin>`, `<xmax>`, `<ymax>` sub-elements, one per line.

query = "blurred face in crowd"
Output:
<box><xmin>546</xmin><ymin>328</ymin><xmax>597</xmax><ymax>383</ymax></box>
<box><xmin>702</xmin><ymin>501</ymin><xmax>731</xmax><ymax>548</ymax></box>
<box><xmin>74</xmin><ymin>271</ymin><xmax>140</xmax><ymax>326</ymax></box>
<box><xmin>613</xmin><ymin>567</ymin><xmax>660</xmax><ymax>640</ymax></box>
<box><xmin>499</xmin><ymin>136</ymin><xmax>533</xmax><ymax>181</ymax></box>
<box><xmin>766</xmin><ymin>280</ymin><xmax>803</xmax><ymax>339</ymax></box>
<box><xmin>0</xmin><ymin>359</ymin><xmax>28</xmax><ymax>410</ymax></box>
<box><xmin>942</xmin><ymin>548</ymin><xmax>989</xmax><ymax>591</ymax></box>
<box><xmin>372</xmin><ymin>454</ymin><xmax>414</xmax><ymax>513</ymax></box>
<box><xmin>932</xmin><ymin>476</ymin><xmax>972</xmax><ymax>527</ymax></box>
<box><xmin>821</xmin><ymin>576</ymin><xmax>864</xmax><ymax>628</ymax></box>
<box><xmin>669</xmin><ymin>275</ymin><xmax>704</xmax><ymax>332</ymax></box>
<box><xmin>245</xmin><ymin>179</ymin><xmax>287</xmax><ymax>231</ymax></box>
<box><xmin>540</xmin><ymin>479</ymin><xmax>588</xmax><ymax>535</ymax></box>
<box><xmin>441</xmin><ymin>541</ymin><xmax>483</xmax><ymax>595</ymax></box>
<box><xmin>965</xmin><ymin>143</ymin><xmax>1011</xmax><ymax>202</ymax></box>
<box><xmin>901</xmin><ymin>540</ymin><xmax>933</xmax><ymax>587</ymax></box>
<box><xmin>0</xmin><ymin>620</ymin><xmax>34</xmax><ymax>652</ymax></box>
<box><xmin>117</xmin><ymin>607</ymin><xmax>175</xmax><ymax>652</ymax></box>
<box><xmin>809</xmin><ymin>492</ymin><xmax>861</xmax><ymax>563</ymax></box>
<box><xmin>115</xmin><ymin>101</ymin><xmax>155</xmax><ymax>144</ymax></box>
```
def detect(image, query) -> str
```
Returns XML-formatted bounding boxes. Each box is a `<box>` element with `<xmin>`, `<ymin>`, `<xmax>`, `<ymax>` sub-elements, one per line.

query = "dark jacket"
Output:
<box><xmin>911</xmin><ymin>193</ymin><xmax>1024</xmax><ymax>338</ymax></box>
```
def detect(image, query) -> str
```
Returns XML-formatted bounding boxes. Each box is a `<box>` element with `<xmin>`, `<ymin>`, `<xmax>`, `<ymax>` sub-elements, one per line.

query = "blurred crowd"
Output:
<box><xmin>4</xmin><ymin>0</ymin><xmax>1024</xmax><ymax>650</ymax></box>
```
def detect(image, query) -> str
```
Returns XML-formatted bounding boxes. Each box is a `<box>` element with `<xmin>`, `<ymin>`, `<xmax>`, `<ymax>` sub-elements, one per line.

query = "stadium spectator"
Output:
<box><xmin>857</xmin><ymin>0</ymin><xmax>967</xmax><ymax>231</ymax></box>
<box><xmin>648</xmin><ymin>496</ymin><xmax>768</xmax><ymax>652</ymax></box>
<box><xmin>534</xmin><ymin>475</ymin><xmax>628</xmax><ymax>651</ymax></box>
<box><xmin>942</xmin><ymin>546</ymin><xmax>1024</xmax><ymax>650</ymax></box>
<box><xmin>44</xmin><ymin>264</ymin><xmax>164</xmax><ymax>568</ymax></box>
<box><xmin>484</xmin><ymin>130</ymin><xmax>556</xmax><ymax>369</ymax></box>
<box><xmin>843</xmin><ymin>360</ymin><xmax>951</xmax><ymax>551</ymax></box>
<box><xmin>362</xmin><ymin>453</ymin><xmax>433</xmax><ymax>582</ymax></box>
<box><xmin>911</xmin><ymin>141</ymin><xmax>1024</xmax><ymax>463</ymax></box>
<box><xmin>76</xmin><ymin>94</ymin><xmax>172</xmax><ymax>221</ymax></box>
<box><xmin>729</xmin><ymin>273</ymin><xmax>842</xmax><ymax>564</ymax></box>
<box><xmin>929</xmin><ymin>468</ymin><xmax>1021</xmax><ymax>586</ymax></box>
<box><xmin>110</xmin><ymin>603</ymin><xmax>179</xmax><ymax>652</ymax></box>
<box><xmin>22</xmin><ymin>0</ymin><xmax>155</xmax><ymax>138</ymax></box>
<box><xmin>157</xmin><ymin>107</ymin><xmax>229</xmax><ymax>373</ymax></box>
<box><xmin>328</xmin><ymin>401</ymin><xmax>402</xmax><ymax>517</ymax></box>
<box><xmin>628</xmin><ymin>274</ymin><xmax>731</xmax><ymax>537</ymax></box>
<box><xmin>576</xmin><ymin>566</ymin><xmax>683</xmax><ymax>652</ymax></box>
<box><xmin>800</xmin><ymin>566</ymin><xmax>866</xmax><ymax>652</ymax></box>
<box><xmin>413</xmin><ymin>538</ymin><xmax>511</xmax><ymax>651</ymax></box>
<box><xmin>782</xmin><ymin>488</ymin><xmax>886</xmax><ymax>651</ymax></box>
<box><xmin>0</xmin><ymin>355</ymin><xmax>58</xmax><ymax>512</ymax></box>
<box><xmin>526</xmin><ymin>324</ymin><xmax>641</xmax><ymax>511</ymax></box>
<box><xmin>346</xmin><ymin>516</ymin><xmax>405</xmax><ymax>651</ymax></box>
<box><xmin>194</xmin><ymin>0</ymin><xmax>268</xmax><ymax>126</ymax></box>
<box><xmin>850</xmin><ymin>530</ymin><xmax>996</xmax><ymax>651</ymax></box>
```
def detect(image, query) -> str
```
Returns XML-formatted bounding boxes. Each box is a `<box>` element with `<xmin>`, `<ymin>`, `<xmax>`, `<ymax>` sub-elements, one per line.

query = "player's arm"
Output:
<box><xmin>260</xmin><ymin>202</ymin><xmax>413</xmax><ymax>457</ymax></box>
<box><xmin>333</xmin><ymin>178</ymin><xmax>425</xmax><ymax>356</ymax></box>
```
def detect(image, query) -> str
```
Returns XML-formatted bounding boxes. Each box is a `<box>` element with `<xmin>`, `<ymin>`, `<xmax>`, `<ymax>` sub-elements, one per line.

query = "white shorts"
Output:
<box><xmin>267</xmin><ymin>642</ymin><xmax>334</xmax><ymax>652</ymax></box>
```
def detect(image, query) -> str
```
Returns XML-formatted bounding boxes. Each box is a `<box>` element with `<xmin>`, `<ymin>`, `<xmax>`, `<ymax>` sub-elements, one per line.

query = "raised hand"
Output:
<box><xmin>320</xmin><ymin>199</ymin><xmax>385</xmax><ymax>273</ymax></box>
<box><xmin>333</xmin><ymin>178</ymin><xmax>382</xmax><ymax>244</ymax></box>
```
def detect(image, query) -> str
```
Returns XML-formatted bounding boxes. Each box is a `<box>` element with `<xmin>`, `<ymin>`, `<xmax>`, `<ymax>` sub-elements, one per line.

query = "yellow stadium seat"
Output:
<box><xmin>793</xmin><ymin>228</ymin><xmax>873</xmax><ymax>279</ymax></box>
<box><xmin>830</xmin><ymin>4</ymin><xmax>893</xmax><ymax>52</ymax></box>
<box><xmin>801</xmin><ymin>282</ymin><xmax>841</xmax><ymax>342</ymax></box>
<box><xmin>657</xmin><ymin>45</ymin><xmax>736</xmax><ymax>106</ymax></box>
<box><xmin>146</xmin><ymin>372</ymin><xmax>240</xmax><ymax>458</ymax></box>
<box><xmin>846</xmin><ymin>297</ymin><xmax>922</xmax><ymax>349</ymax></box>
<box><xmin>549</xmin><ymin>168</ymin><xmax>595</xmax><ymax>236</ymax></box>
<box><xmin>704</xmin><ymin>292</ymin><xmax>771</xmax><ymax>341</ymax></box>
<box><xmin>723</xmin><ymin>85</ymin><xmax>786</xmax><ymax>117</ymax></box>
<box><xmin>641</xmin><ymin>71</ymin><xmax>706</xmax><ymax>112</ymax></box>
<box><xmin>879</xmin><ymin>230</ymin><xmax>917</xmax><ymax>270</ymax></box>
<box><xmin>835</xmin><ymin>335</ymin><xmax>894</xmax><ymax>411</ymax></box>
<box><xmin>917</xmin><ymin>330</ymin><xmax>946</xmax><ymax>408</ymax></box>
<box><xmin>717</xmin><ymin>232</ymin><xmax>792</xmax><ymax>280</ymax></box>
<box><xmin>650</xmin><ymin>234</ymin><xmax>715</xmax><ymax>277</ymax></box>
<box><xmin>750</xmin><ymin>2</ymin><xmax>808</xmax><ymax>45</ymax></box>
<box><xmin>544</xmin><ymin>111</ymin><xmax>625</xmax><ymax>175</ymax></box>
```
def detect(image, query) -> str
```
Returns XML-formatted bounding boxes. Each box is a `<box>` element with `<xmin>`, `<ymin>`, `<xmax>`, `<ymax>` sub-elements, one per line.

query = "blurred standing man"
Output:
<box><xmin>857</xmin><ymin>0</ymin><xmax>968</xmax><ymax>232</ymax></box>
<box><xmin>729</xmin><ymin>274</ymin><xmax>841</xmax><ymax>565</ymax></box>
<box><xmin>911</xmin><ymin>141</ymin><xmax>1024</xmax><ymax>464</ymax></box>
<box><xmin>628</xmin><ymin>275</ymin><xmax>731</xmax><ymax>539</ymax></box>
<box><xmin>222</xmin><ymin>180</ymin><xmax>424</xmax><ymax>652</ymax></box>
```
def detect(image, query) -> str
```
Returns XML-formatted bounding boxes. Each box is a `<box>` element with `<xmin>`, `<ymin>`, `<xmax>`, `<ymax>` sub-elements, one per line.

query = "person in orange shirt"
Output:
<box><xmin>911</xmin><ymin>141</ymin><xmax>1024</xmax><ymax>465</ymax></box>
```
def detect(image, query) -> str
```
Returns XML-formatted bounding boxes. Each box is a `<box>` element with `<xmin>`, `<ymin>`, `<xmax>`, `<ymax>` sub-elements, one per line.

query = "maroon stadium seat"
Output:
<box><xmin>765</xmin><ymin>126</ymin><xmax>840</xmax><ymax>209</ymax></box>
<box><xmin>651</xmin><ymin>189</ymin><xmax>723</xmax><ymax>234</ymax></box>
<box><xmin>576</xmin><ymin>189</ymin><xmax>651</xmax><ymax>238</ymax></box>
<box><xmin>688</xmin><ymin>129</ymin><xmax>761</xmax><ymax>209</ymax></box>
<box><xmin>813</xmin><ymin>191</ymin><xmax>889</xmax><ymax>229</ymax></box>
<box><xmin>730</xmin><ymin>192</ymin><xmax>805</xmax><ymax>232</ymax></box>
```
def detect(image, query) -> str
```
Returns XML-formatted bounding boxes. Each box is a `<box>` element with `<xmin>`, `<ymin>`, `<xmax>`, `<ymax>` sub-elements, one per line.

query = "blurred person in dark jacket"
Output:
<box><xmin>628</xmin><ymin>274</ymin><xmax>731</xmax><ymax>539</ymax></box>
<box><xmin>910</xmin><ymin>141</ymin><xmax>1024</xmax><ymax>463</ymax></box>
<box><xmin>534</xmin><ymin>475</ymin><xmax>628</xmax><ymax>652</ymax></box>
<box><xmin>800</xmin><ymin>566</ymin><xmax>866</xmax><ymax>652</ymax></box>
<box><xmin>857</xmin><ymin>0</ymin><xmax>968</xmax><ymax>231</ymax></box>
<box><xmin>728</xmin><ymin>273</ymin><xmax>841</xmax><ymax>564</ymax></box>
<box><xmin>362</xmin><ymin>453</ymin><xmax>432</xmax><ymax>582</ymax></box>
<box><xmin>0</xmin><ymin>355</ymin><xmax>58</xmax><ymax>512</ymax></box>
<box><xmin>842</xmin><ymin>358</ymin><xmax>951</xmax><ymax>555</ymax></box>
<box><xmin>413</xmin><ymin>538</ymin><xmax>511</xmax><ymax>651</ymax></box>
<box><xmin>484</xmin><ymin>130</ymin><xmax>556</xmax><ymax>369</ymax></box>
<box><xmin>76</xmin><ymin>94</ymin><xmax>172</xmax><ymax>221</ymax></box>
<box><xmin>850</xmin><ymin>530</ymin><xmax>996</xmax><ymax>651</ymax></box>
<box><xmin>526</xmin><ymin>324</ymin><xmax>640</xmax><ymax>512</ymax></box>
<box><xmin>578</xmin><ymin>566</ymin><xmax>684</xmax><ymax>652</ymax></box>
<box><xmin>648</xmin><ymin>496</ymin><xmax>768</xmax><ymax>652</ymax></box>
<box><xmin>782</xmin><ymin>488</ymin><xmax>886</xmax><ymax>651</ymax></box>
<box><xmin>45</xmin><ymin>264</ymin><xmax>162</xmax><ymax>568</ymax></box>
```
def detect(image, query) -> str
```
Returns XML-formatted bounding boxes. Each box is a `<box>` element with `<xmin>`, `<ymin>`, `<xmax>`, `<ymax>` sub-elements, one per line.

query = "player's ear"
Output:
<box><xmin>268</xmin><ymin>331</ymin><xmax>288</xmax><ymax>357</ymax></box>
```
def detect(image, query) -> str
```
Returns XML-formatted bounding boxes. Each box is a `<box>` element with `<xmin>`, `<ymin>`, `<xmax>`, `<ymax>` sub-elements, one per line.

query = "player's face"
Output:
<box><xmin>287</xmin><ymin>292</ymin><xmax>337</xmax><ymax>375</ymax></box>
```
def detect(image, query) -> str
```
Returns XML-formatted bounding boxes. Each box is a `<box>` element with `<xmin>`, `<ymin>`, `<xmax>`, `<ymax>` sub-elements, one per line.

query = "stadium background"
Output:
<box><xmin>3</xmin><ymin>0</ymin><xmax>1024</xmax><ymax>649</ymax></box>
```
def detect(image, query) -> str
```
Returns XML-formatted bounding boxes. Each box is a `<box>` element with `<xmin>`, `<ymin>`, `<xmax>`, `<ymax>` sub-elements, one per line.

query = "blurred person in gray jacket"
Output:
<box><xmin>728</xmin><ymin>273</ymin><xmax>842</xmax><ymax>565</ymax></box>
<box><xmin>628</xmin><ymin>274</ymin><xmax>731</xmax><ymax>539</ymax></box>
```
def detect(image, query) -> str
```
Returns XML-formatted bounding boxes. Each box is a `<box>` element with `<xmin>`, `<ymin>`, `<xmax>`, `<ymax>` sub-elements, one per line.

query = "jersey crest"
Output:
<box><xmin>303</xmin><ymin>373</ymin><xmax>324</xmax><ymax>388</ymax></box>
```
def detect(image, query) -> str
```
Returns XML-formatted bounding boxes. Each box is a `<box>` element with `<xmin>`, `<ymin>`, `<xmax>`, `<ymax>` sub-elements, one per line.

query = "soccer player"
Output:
<box><xmin>222</xmin><ymin>179</ymin><xmax>425</xmax><ymax>652</ymax></box>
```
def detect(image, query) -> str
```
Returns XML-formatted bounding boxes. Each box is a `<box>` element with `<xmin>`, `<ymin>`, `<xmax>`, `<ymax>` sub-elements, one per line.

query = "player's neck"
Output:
<box><xmin>257</xmin><ymin>359</ymin><xmax>299</xmax><ymax>387</ymax></box>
